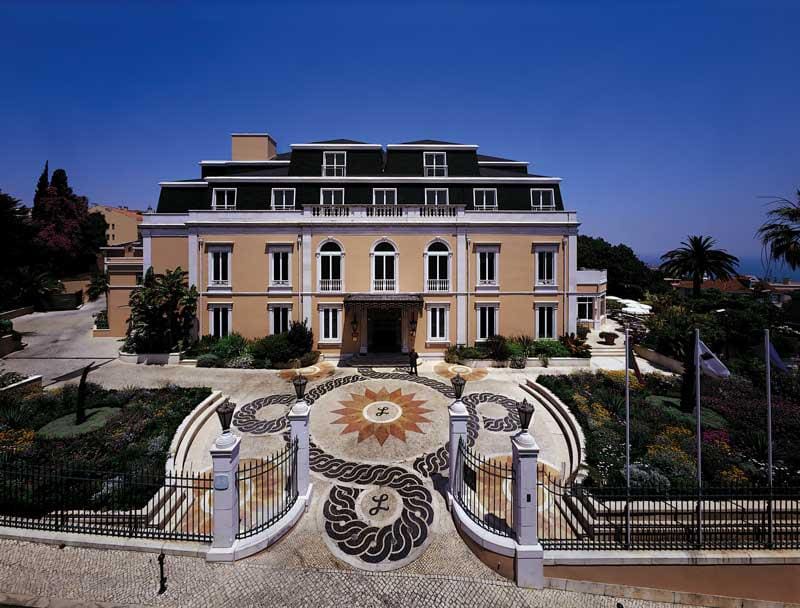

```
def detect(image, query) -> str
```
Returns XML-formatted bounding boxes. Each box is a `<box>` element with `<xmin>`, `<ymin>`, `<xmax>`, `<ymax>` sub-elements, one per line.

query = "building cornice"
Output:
<box><xmin>160</xmin><ymin>181</ymin><xmax>208</xmax><ymax>187</ymax></box>
<box><xmin>202</xmin><ymin>176</ymin><xmax>561</xmax><ymax>183</ymax></box>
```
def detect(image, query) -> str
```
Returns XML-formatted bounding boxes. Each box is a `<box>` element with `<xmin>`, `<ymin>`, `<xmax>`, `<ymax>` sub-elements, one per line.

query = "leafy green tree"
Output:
<box><xmin>124</xmin><ymin>267</ymin><xmax>198</xmax><ymax>353</ymax></box>
<box><xmin>14</xmin><ymin>267</ymin><xmax>65</xmax><ymax>310</ymax></box>
<box><xmin>87</xmin><ymin>271</ymin><xmax>109</xmax><ymax>302</ymax></box>
<box><xmin>577</xmin><ymin>235</ymin><xmax>666</xmax><ymax>300</ymax></box>
<box><xmin>659</xmin><ymin>235</ymin><xmax>739</xmax><ymax>298</ymax></box>
<box><xmin>757</xmin><ymin>191</ymin><xmax>800</xmax><ymax>271</ymax></box>
<box><xmin>0</xmin><ymin>191</ymin><xmax>40</xmax><ymax>309</ymax></box>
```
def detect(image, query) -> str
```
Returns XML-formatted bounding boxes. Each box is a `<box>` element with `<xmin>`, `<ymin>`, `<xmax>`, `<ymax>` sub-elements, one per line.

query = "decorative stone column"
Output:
<box><xmin>512</xmin><ymin>404</ymin><xmax>544</xmax><ymax>589</ymax></box>
<box><xmin>288</xmin><ymin>377</ymin><xmax>311</xmax><ymax>498</ymax></box>
<box><xmin>210</xmin><ymin>430</ymin><xmax>241</xmax><ymax>549</ymax></box>
<box><xmin>448</xmin><ymin>374</ymin><xmax>469</xmax><ymax>507</ymax></box>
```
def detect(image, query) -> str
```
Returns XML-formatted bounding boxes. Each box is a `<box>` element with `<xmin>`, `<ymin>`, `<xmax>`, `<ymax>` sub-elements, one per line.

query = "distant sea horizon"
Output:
<box><xmin>639</xmin><ymin>254</ymin><xmax>800</xmax><ymax>282</ymax></box>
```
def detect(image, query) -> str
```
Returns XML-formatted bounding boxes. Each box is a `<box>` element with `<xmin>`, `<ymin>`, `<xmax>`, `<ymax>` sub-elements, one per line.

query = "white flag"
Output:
<box><xmin>697</xmin><ymin>340</ymin><xmax>730</xmax><ymax>379</ymax></box>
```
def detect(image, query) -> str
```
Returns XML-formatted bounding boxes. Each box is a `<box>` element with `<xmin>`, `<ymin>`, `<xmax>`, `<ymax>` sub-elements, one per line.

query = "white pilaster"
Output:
<box><xmin>512</xmin><ymin>427</ymin><xmax>544</xmax><ymax>588</ymax></box>
<box><xmin>210</xmin><ymin>433</ymin><xmax>241</xmax><ymax>549</ymax></box>
<box><xmin>142</xmin><ymin>233</ymin><xmax>152</xmax><ymax>272</ymax></box>
<box><xmin>302</xmin><ymin>229</ymin><xmax>312</xmax><ymax>323</ymax></box>
<box><xmin>567</xmin><ymin>234</ymin><xmax>578</xmax><ymax>335</ymax></box>
<box><xmin>456</xmin><ymin>230</ymin><xmax>467</xmax><ymax>345</ymax></box>
<box><xmin>188</xmin><ymin>231</ymin><xmax>198</xmax><ymax>288</ymax></box>
<box><xmin>288</xmin><ymin>397</ymin><xmax>311</xmax><ymax>497</ymax></box>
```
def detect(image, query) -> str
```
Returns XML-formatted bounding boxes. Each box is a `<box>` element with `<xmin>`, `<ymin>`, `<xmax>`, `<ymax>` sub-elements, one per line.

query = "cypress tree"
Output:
<box><xmin>33</xmin><ymin>160</ymin><xmax>49</xmax><ymax>213</ymax></box>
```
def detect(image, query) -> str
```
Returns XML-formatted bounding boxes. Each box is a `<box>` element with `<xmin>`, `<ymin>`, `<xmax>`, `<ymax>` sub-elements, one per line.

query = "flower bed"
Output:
<box><xmin>537</xmin><ymin>370</ymin><xmax>800</xmax><ymax>488</ymax></box>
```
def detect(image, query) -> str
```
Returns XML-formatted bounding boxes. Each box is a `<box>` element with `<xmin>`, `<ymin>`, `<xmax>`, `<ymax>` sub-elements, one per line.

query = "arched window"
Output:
<box><xmin>372</xmin><ymin>241</ymin><xmax>397</xmax><ymax>292</ymax></box>
<box><xmin>319</xmin><ymin>241</ymin><xmax>343</xmax><ymax>292</ymax></box>
<box><xmin>425</xmin><ymin>241</ymin><xmax>450</xmax><ymax>292</ymax></box>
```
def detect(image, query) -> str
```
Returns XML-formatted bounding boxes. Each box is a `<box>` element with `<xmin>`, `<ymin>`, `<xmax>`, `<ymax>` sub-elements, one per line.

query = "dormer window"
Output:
<box><xmin>531</xmin><ymin>188</ymin><xmax>555</xmax><ymax>211</ymax></box>
<box><xmin>212</xmin><ymin>188</ymin><xmax>236</xmax><ymax>210</ymax></box>
<box><xmin>473</xmin><ymin>188</ymin><xmax>498</xmax><ymax>211</ymax></box>
<box><xmin>423</xmin><ymin>152</ymin><xmax>447</xmax><ymax>177</ymax></box>
<box><xmin>373</xmin><ymin>188</ymin><xmax>397</xmax><ymax>205</ymax></box>
<box><xmin>322</xmin><ymin>151</ymin><xmax>346</xmax><ymax>176</ymax></box>
<box><xmin>271</xmin><ymin>188</ymin><xmax>295</xmax><ymax>210</ymax></box>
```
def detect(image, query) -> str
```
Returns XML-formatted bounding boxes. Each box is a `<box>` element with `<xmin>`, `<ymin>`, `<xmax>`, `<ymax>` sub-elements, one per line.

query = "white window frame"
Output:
<box><xmin>530</xmin><ymin>188</ymin><xmax>555</xmax><ymax>211</ymax></box>
<box><xmin>476</xmin><ymin>304</ymin><xmax>499</xmax><ymax>342</ymax></box>
<box><xmin>577</xmin><ymin>296</ymin><xmax>595</xmax><ymax>321</ymax></box>
<box><xmin>476</xmin><ymin>244</ymin><xmax>499</xmax><ymax>289</ymax></box>
<box><xmin>423</xmin><ymin>152</ymin><xmax>448</xmax><ymax>177</ymax></box>
<box><xmin>268</xmin><ymin>245</ymin><xmax>292</xmax><ymax>290</ymax></box>
<box><xmin>208</xmin><ymin>303</ymin><xmax>232</xmax><ymax>338</ymax></box>
<box><xmin>372</xmin><ymin>188</ymin><xmax>397</xmax><ymax>205</ymax></box>
<box><xmin>212</xmin><ymin>188</ymin><xmax>237</xmax><ymax>210</ymax></box>
<box><xmin>271</xmin><ymin>188</ymin><xmax>296</xmax><ymax>210</ymax></box>
<box><xmin>424</xmin><ymin>188</ymin><xmax>449</xmax><ymax>206</ymax></box>
<box><xmin>207</xmin><ymin>245</ymin><xmax>232</xmax><ymax>290</ymax></box>
<box><xmin>318</xmin><ymin>240</ymin><xmax>344</xmax><ymax>292</ymax></box>
<box><xmin>424</xmin><ymin>241</ymin><xmax>451</xmax><ymax>292</ymax></box>
<box><xmin>320</xmin><ymin>188</ymin><xmax>345</xmax><ymax>205</ymax></box>
<box><xmin>322</xmin><ymin>151</ymin><xmax>346</xmax><ymax>177</ymax></box>
<box><xmin>319</xmin><ymin>304</ymin><xmax>343</xmax><ymax>343</ymax></box>
<box><xmin>426</xmin><ymin>303</ymin><xmax>449</xmax><ymax>342</ymax></box>
<box><xmin>473</xmin><ymin>188</ymin><xmax>498</xmax><ymax>211</ymax></box>
<box><xmin>534</xmin><ymin>245</ymin><xmax>558</xmax><ymax>288</ymax></box>
<box><xmin>268</xmin><ymin>303</ymin><xmax>292</xmax><ymax>335</ymax></box>
<box><xmin>535</xmin><ymin>303</ymin><xmax>557</xmax><ymax>339</ymax></box>
<box><xmin>370</xmin><ymin>240</ymin><xmax>398</xmax><ymax>293</ymax></box>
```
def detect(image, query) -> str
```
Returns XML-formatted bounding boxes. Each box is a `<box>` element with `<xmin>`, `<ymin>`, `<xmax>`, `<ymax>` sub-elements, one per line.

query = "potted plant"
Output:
<box><xmin>599</xmin><ymin>331</ymin><xmax>619</xmax><ymax>345</ymax></box>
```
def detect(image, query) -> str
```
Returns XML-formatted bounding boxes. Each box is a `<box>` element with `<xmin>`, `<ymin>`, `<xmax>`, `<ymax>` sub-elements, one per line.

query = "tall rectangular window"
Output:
<box><xmin>210</xmin><ymin>305</ymin><xmax>231</xmax><ymax>338</ymax></box>
<box><xmin>577</xmin><ymin>297</ymin><xmax>594</xmax><ymax>321</ymax></box>
<box><xmin>530</xmin><ymin>188</ymin><xmax>555</xmax><ymax>210</ymax></box>
<box><xmin>536</xmin><ymin>305</ymin><xmax>556</xmax><ymax>339</ymax></box>
<box><xmin>373</xmin><ymin>189</ymin><xmax>397</xmax><ymax>205</ymax></box>
<box><xmin>428</xmin><ymin>306</ymin><xmax>448</xmax><ymax>341</ymax></box>
<box><xmin>322</xmin><ymin>151</ymin><xmax>346</xmax><ymax>176</ymax></box>
<box><xmin>425</xmin><ymin>189</ymin><xmax>449</xmax><ymax>205</ymax></box>
<box><xmin>212</xmin><ymin>188</ymin><xmax>236</xmax><ymax>210</ymax></box>
<box><xmin>271</xmin><ymin>306</ymin><xmax>291</xmax><ymax>334</ymax></box>
<box><xmin>473</xmin><ymin>189</ymin><xmax>498</xmax><ymax>211</ymax></box>
<box><xmin>320</xmin><ymin>306</ymin><xmax>341</xmax><ymax>342</ymax></box>
<box><xmin>271</xmin><ymin>250</ymin><xmax>290</xmax><ymax>286</ymax></box>
<box><xmin>477</xmin><ymin>249</ymin><xmax>498</xmax><ymax>286</ymax></box>
<box><xmin>536</xmin><ymin>250</ymin><xmax>555</xmax><ymax>285</ymax></box>
<box><xmin>271</xmin><ymin>188</ymin><xmax>295</xmax><ymax>210</ymax></box>
<box><xmin>320</xmin><ymin>188</ymin><xmax>345</xmax><ymax>205</ymax></box>
<box><xmin>209</xmin><ymin>248</ymin><xmax>231</xmax><ymax>287</ymax></box>
<box><xmin>423</xmin><ymin>152</ymin><xmax>447</xmax><ymax>177</ymax></box>
<box><xmin>477</xmin><ymin>305</ymin><xmax>497</xmax><ymax>341</ymax></box>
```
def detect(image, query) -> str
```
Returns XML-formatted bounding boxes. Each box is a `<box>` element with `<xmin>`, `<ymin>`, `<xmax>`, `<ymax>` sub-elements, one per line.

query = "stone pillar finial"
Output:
<box><xmin>289</xmin><ymin>398</ymin><xmax>311</xmax><ymax>497</ymax></box>
<box><xmin>210</xmin><ymin>433</ymin><xmax>241</xmax><ymax>549</ymax></box>
<box><xmin>447</xmin><ymin>397</ymin><xmax>469</xmax><ymax>508</ymax></box>
<box><xmin>511</xmin><ymin>424</ymin><xmax>544</xmax><ymax>588</ymax></box>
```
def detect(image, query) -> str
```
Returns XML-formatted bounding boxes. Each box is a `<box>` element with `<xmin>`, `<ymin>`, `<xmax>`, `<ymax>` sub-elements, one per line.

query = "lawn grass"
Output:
<box><xmin>37</xmin><ymin>407</ymin><xmax>120</xmax><ymax>439</ymax></box>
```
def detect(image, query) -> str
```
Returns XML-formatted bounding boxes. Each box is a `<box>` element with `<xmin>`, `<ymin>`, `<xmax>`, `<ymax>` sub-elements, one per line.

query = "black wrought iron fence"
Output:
<box><xmin>0</xmin><ymin>457</ymin><xmax>213</xmax><ymax>541</ymax></box>
<box><xmin>537</xmin><ymin>474</ymin><xmax>800</xmax><ymax>550</ymax></box>
<box><xmin>454</xmin><ymin>438</ymin><xmax>515</xmax><ymax>538</ymax></box>
<box><xmin>236</xmin><ymin>438</ymin><xmax>298</xmax><ymax>539</ymax></box>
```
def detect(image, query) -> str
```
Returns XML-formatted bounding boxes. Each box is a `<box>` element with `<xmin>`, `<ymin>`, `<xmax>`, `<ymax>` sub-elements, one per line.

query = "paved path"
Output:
<box><xmin>1</xmin><ymin>297</ymin><xmax>120</xmax><ymax>385</ymax></box>
<box><xmin>0</xmin><ymin>539</ymin><xmax>698</xmax><ymax>608</ymax></box>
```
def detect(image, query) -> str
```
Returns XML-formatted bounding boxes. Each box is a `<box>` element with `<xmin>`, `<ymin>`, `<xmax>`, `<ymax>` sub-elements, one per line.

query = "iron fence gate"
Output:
<box><xmin>537</xmin><ymin>474</ymin><xmax>800</xmax><ymax>550</ymax></box>
<box><xmin>236</xmin><ymin>438</ymin><xmax>298</xmax><ymax>539</ymax></box>
<box><xmin>454</xmin><ymin>438</ymin><xmax>515</xmax><ymax>538</ymax></box>
<box><xmin>0</xmin><ymin>457</ymin><xmax>213</xmax><ymax>541</ymax></box>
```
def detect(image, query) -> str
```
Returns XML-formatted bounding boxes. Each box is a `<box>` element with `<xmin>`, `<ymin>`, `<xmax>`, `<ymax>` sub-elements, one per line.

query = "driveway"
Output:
<box><xmin>1</xmin><ymin>297</ymin><xmax>121</xmax><ymax>385</ymax></box>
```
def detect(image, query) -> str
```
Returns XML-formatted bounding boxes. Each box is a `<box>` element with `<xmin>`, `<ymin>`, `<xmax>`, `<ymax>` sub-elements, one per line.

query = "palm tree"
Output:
<box><xmin>659</xmin><ymin>236</ymin><xmax>739</xmax><ymax>297</ymax></box>
<box><xmin>757</xmin><ymin>191</ymin><xmax>800</xmax><ymax>271</ymax></box>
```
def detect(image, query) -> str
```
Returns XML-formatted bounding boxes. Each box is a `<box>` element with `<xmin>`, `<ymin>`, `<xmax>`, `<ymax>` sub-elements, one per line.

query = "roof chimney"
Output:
<box><xmin>231</xmin><ymin>133</ymin><xmax>277</xmax><ymax>160</ymax></box>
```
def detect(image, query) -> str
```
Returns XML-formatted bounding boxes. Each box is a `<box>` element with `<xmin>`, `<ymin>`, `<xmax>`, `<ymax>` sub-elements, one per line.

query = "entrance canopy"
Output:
<box><xmin>344</xmin><ymin>293</ymin><xmax>423</xmax><ymax>307</ymax></box>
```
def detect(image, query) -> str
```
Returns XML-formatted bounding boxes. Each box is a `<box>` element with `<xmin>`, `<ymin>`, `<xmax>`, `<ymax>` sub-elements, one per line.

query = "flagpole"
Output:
<box><xmin>625</xmin><ymin>327</ymin><xmax>631</xmax><ymax>548</ymax></box>
<box><xmin>694</xmin><ymin>327</ymin><xmax>703</xmax><ymax>547</ymax></box>
<box><xmin>765</xmin><ymin>328</ymin><xmax>774</xmax><ymax>548</ymax></box>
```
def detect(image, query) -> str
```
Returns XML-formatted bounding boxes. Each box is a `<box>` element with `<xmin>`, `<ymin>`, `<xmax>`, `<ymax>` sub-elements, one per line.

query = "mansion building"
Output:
<box><xmin>107</xmin><ymin>133</ymin><xmax>607</xmax><ymax>360</ymax></box>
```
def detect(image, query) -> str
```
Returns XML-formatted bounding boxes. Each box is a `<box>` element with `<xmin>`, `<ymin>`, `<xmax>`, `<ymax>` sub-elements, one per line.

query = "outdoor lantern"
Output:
<box><xmin>216</xmin><ymin>399</ymin><xmax>236</xmax><ymax>433</ymax></box>
<box><xmin>409</xmin><ymin>316</ymin><xmax>418</xmax><ymax>337</ymax></box>
<box><xmin>451</xmin><ymin>373</ymin><xmax>466</xmax><ymax>400</ymax></box>
<box><xmin>517</xmin><ymin>399</ymin><xmax>534</xmax><ymax>432</ymax></box>
<box><xmin>351</xmin><ymin>317</ymin><xmax>359</xmax><ymax>341</ymax></box>
<box><xmin>293</xmin><ymin>373</ymin><xmax>308</xmax><ymax>401</ymax></box>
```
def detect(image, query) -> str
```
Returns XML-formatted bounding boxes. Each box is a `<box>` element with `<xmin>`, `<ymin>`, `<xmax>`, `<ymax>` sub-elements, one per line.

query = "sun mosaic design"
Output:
<box><xmin>331</xmin><ymin>386</ymin><xmax>433</xmax><ymax>446</ymax></box>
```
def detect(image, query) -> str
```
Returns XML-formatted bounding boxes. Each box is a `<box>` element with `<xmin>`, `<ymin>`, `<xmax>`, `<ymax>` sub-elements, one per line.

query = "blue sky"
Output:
<box><xmin>1</xmin><ymin>1</ymin><xmax>798</xmax><ymax>274</ymax></box>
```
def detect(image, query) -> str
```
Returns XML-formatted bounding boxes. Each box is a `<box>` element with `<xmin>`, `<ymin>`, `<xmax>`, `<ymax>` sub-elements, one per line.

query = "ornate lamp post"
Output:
<box><xmin>451</xmin><ymin>373</ymin><xmax>466</xmax><ymax>401</ymax></box>
<box><xmin>409</xmin><ymin>316</ymin><xmax>418</xmax><ymax>338</ymax></box>
<box><xmin>214</xmin><ymin>399</ymin><xmax>237</xmax><ymax>448</ymax></box>
<box><xmin>351</xmin><ymin>316</ymin><xmax>360</xmax><ymax>342</ymax></box>
<box><xmin>293</xmin><ymin>373</ymin><xmax>308</xmax><ymax>402</ymax></box>
<box><xmin>517</xmin><ymin>398</ymin><xmax>534</xmax><ymax>434</ymax></box>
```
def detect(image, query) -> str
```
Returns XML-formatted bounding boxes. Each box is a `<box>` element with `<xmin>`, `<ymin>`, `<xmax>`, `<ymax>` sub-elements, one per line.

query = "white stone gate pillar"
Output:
<box><xmin>210</xmin><ymin>431</ymin><xmax>240</xmax><ymax>549</ymax></box>
<box><xmin>448</xmin><ymin>380</ymin><xmax>469</xmax><ymax>507</ymax></box>
<box><xmin>511</xmin><ymin>405</ymin><xmax>544</xmax><ymax>589</ymax></box>
<box><xmin>288</xmin><ymin>381</ymin><xmax>311</xmax><ymax>499</ymax></box>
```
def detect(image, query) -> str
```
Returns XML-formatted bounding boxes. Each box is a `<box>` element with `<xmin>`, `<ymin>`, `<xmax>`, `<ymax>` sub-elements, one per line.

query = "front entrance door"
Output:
<box><xmin>367</xmin><ymin>308</ymin><xmax>401</xmax><ymax>352</ymax></box>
